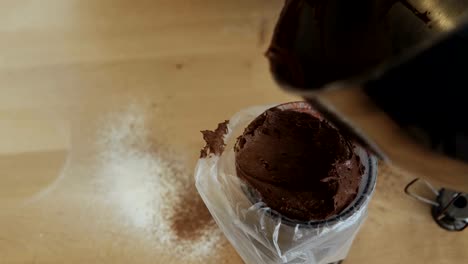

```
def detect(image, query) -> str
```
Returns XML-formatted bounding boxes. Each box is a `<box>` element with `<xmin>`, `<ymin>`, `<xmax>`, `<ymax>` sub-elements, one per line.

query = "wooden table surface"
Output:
<box><xmin>0</xmin><ymin>1</ymin><xmax>466</xmax><ymax>263</ymax></box>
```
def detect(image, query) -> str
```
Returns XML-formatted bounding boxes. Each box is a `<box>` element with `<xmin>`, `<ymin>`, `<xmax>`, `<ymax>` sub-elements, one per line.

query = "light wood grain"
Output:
<box><xmin>0</xmin><ymin>1</ymin><xmax>466</xmax><ymax>264</ymax></box>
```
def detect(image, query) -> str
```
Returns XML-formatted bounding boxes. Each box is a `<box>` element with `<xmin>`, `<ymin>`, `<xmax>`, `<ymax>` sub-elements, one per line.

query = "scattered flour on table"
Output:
<box><xmin>96</xmin><ymin>103</ymin><xmax>223</xmax><ymax>261</ymax></box>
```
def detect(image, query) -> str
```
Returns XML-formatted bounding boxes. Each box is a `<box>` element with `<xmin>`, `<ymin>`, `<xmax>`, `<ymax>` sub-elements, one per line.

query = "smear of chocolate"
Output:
<box><xmin>200</xmin><ymin>120</ymin><xmax>229</xmax><ymax>158</ymax></box>
<box><xmin>400</xmin><ymin>0</ymin><xmax>431</xmax><ymax>24</ymax></box>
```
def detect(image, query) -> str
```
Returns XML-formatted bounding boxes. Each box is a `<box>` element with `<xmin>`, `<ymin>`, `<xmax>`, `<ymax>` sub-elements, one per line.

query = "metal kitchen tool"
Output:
<box><xmin>267</xmin><ymin>0</ymin><xmax>468</xmax><ymax>162</ymax></box>
<box><xmin>405</xmin><ymin>178</ymin><xmax>468</xmax><ymax>231</ymax></box>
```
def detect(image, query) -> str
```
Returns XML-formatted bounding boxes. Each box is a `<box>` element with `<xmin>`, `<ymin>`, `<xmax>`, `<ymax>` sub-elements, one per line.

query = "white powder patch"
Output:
<box><xmin>96</xmin><ymin>103</ymin><xmax>223</xmax><ymax>261</ymax></box>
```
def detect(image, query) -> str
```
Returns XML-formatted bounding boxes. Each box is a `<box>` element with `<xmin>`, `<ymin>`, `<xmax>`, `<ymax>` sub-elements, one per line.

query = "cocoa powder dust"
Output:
<box><xmin>170</xmin><ymin>186</ymin><xmax>215</xmax><ymax>240</ymax></box>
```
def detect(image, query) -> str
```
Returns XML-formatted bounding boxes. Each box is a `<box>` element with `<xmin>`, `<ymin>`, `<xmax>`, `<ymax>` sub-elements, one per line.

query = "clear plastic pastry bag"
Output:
<box><xmin>195</xmin><ymin>104</ymin><xmax>377</xmax><ymax>264</ymax></box>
